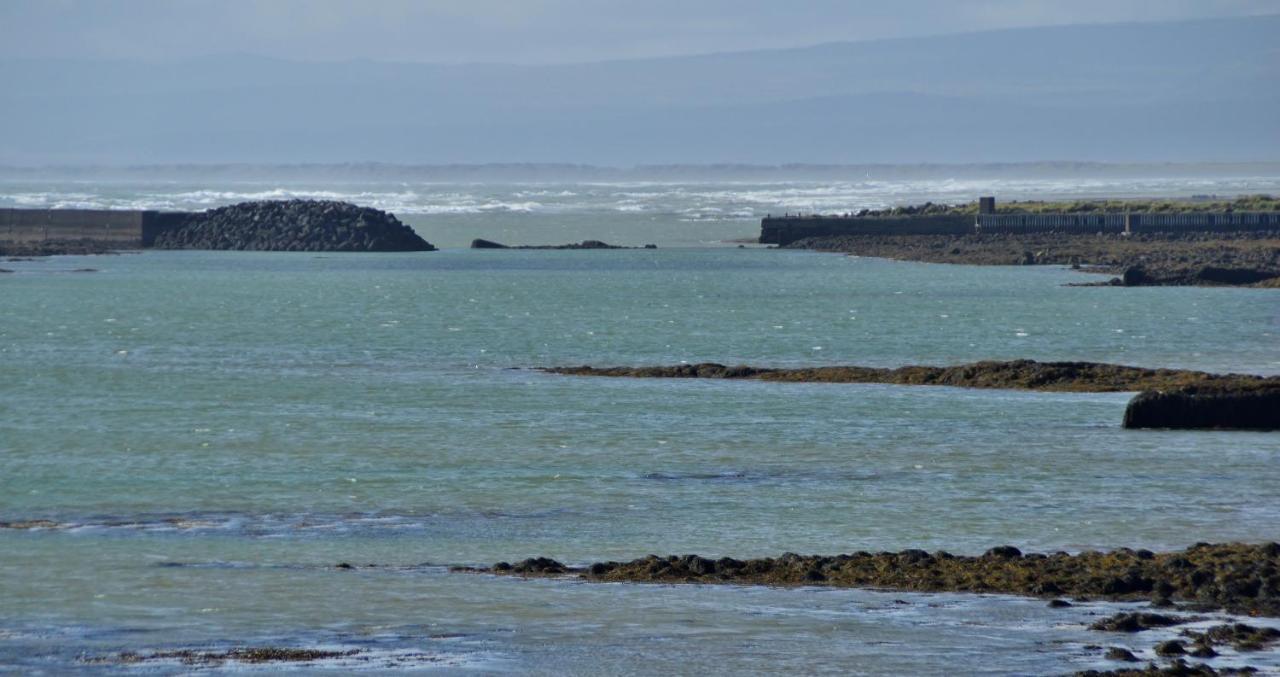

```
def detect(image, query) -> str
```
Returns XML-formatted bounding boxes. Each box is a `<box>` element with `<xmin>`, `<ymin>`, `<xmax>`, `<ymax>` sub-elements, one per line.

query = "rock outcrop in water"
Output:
<box><xmin>459</xmin><ymin>542</ymin><xmax>1280</xmax><ymax>617</ymax></box>
<box><xmin>544</xmin><ymin>360</ymin><xmax>1278</xmax><ymax>394</ymax></box>
<box><xmin>151</xmin><ymin>200</ymin><xmax>435</xmax><ymax>252</ymax></box>
<box><xmin>470</xmin><ymin>238</ymin><xmax>655</xmax><ymax>249</ymax></box>
<box><xmin>549</xmin><ymin>360</ymin><xmax>1280</xmax><ymax>431</ymax></box>
<box><xmin>1123</xmin><ymin>385</ymin><xmax>1280</xmax><ymax>430</ymax></box>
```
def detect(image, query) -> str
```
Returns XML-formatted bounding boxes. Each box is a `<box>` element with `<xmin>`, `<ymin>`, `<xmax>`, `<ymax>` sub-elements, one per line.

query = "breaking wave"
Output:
<box><xmin>3</xmin><ymin>176</ymin><xmax>1278</xmax><ymax>220</ymax></box>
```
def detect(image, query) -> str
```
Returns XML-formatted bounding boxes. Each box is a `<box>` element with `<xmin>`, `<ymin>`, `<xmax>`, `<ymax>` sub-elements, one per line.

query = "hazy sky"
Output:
<box><xmin>2</xmin><ymin>0</ymin><xmax>1276</xmax><ymax>64</ymax></box>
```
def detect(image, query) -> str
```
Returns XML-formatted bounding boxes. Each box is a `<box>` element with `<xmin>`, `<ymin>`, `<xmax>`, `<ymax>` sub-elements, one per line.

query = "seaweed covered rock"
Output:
<box><xmin>478</xmin><ymin>542</ymin><xmax>1280</xmax><ymax>616</ymax></box>
<box><xmin>152</xmin><ymin>200</ymin><xmax>435</xmax><ymax>252</ymax></box>
<box><xmin>545</xmin><ymin>360</ymin><xmax>1279</xmax><ymax>395</ymax></box>
<box><xmin>469</xmin><ymin>239</ymin><xmax>649</xmax><ymax>250</ymax></box>
<box><xmin>1123</xmin><ymin>386</ymin><xmax>1280</xmax><ymax>430</ymax></box>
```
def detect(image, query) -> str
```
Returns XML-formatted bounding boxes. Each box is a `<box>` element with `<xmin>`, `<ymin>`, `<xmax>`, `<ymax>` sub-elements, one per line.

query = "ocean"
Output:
<box><xmin>2</xmin><ymin>176</ymin><xmax>1279</xmax><ymax>674</ymax></box>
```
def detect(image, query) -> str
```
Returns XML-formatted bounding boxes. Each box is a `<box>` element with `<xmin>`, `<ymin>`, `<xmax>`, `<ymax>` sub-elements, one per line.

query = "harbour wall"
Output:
<box><xmin>762</xmin><ymin>212</ymin><xmax>1280</xmax><ymax>244</ymax></box>
<box><xmin>0</xmin><ymin>209</ymin><xmax>188</xmax><ymax>247</ymax></box>
<box><xmin>759</xmin><ymin>215</ymin><xmax>972</xmax><ymax>245</ymax></box>
<box><xmin>975</xmin><ymin>212</ymin><xmax>1280</xmax><ymax>235</ymax></box>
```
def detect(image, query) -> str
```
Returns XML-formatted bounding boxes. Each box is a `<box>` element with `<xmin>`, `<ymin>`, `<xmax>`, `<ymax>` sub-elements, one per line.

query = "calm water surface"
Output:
<box><xmin>2</xmin><ymin>241</ymin><xmax>1279</xmax><ymax>673</ymax></box>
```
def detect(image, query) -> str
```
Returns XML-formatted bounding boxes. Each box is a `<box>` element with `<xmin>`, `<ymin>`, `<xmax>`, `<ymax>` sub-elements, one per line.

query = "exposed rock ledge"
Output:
<box><xmin>454</xmin><ymin>542</ymin><xmax>1280</xmax><ymax>617</ymax></box>
<box><xmin>545</xmin><ymin>360</ymin><xmax>1280</xmax><ymax>430</ymax></box>
<box><xmin>152</xmin><ymin>200</ymin><xmax>435</xmax><ymax>252</ymax></box>
<box><xmin>471</xmin><ymin>238</ymin><xmax>656</xmax><ymax>249</ymax></box>
<box><xmin>543</xmin><ymin>360</ymin><xmax>1275</xmax><ymax>394</ymax></box>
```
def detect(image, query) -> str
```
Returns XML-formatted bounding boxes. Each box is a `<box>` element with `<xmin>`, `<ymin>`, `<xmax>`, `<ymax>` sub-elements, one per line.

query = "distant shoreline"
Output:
<box><xmin>3</xmin><ymin>161</ymin><xmax>1280</xmax><ymax>183</ymax></box>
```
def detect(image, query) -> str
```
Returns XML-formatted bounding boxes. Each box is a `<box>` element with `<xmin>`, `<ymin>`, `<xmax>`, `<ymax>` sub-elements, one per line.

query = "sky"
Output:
<box><xmin>1</xmin><ymin>0</ymin><xmax>1277</xmax><ymax>64</ymax></box>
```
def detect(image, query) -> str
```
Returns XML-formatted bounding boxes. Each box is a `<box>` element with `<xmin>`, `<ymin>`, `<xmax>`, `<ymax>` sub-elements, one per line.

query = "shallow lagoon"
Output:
<box><xmin>2</xmin><ymin>248</ymin><xmax>1278</xmax><ymax>673</ymax></box>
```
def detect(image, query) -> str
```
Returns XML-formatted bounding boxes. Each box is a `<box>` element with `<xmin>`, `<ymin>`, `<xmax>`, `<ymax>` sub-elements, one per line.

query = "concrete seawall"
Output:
<box><xmin>0</xmin><ymin>208</ymin><xmax>189</xmax><ymax>247</ymax></box>
<box><xmin>759</xmin><ymin>215</ymin><xmax>972</xmax><ymax>245</ymax></box>
<box><xmin>975</xmin><ymin>212</ymin><xmax>1280</xmax><ymax>235</ymax></box>
<box><xmin>762</xmin><ymin>212</ymin><xmax>1280</xmax><ymax>244</ymax></box>
<box><xmin>0</xmin><ymin>204</ymin><xmax>434</xmax><ymax>253</ymax></box>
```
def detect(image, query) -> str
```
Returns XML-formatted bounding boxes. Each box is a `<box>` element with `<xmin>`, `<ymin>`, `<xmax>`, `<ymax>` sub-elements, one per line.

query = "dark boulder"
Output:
<box><xmin>1103</xmin><ymin>647</ymin><xmax>1139</xmax><ymax>662</ymax></box>
<box><xmin>984</xmin><ymin>545</ymin><xmax>1023</xmax><ymax>559</ymax></box>
<box><xmin>1122</xmin><ymin>266</ymin><xmax>1149</xmax><ymax>286</ymax></box>
<box><xmin>1090</xmin><ymin>612</ymin><xmax>1189</xmax><ymax>633</ymax></box>
<box><xmin>471</xmin><ymin>239</ymin><xmax>508</xmax><ymax>249</ymax></box>
<box><xmin>151</xmin><ymin>200</ymin><xmax>435</xmax><ymax>252</ymax></box>
<box><xmin>1123</xmin><ymin>387</ymin><xmax>1280</xmax><ymax>430</ymax></box>
<box><xmin>511</xmin><ymin>557</ymin><xmax>567</xmax><ymax>574</ymax></box>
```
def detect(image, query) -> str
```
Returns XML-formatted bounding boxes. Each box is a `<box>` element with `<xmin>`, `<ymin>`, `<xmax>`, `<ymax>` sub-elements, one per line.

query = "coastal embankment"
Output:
<box><xmin>768</xmin><ymin>197</ymin><xmax>1280</xmax><ymax>287</ymax></box>
<box><xmin>0</xmin><ymin>200</ymin><xmax>435</xmax><ymax>254</ymax></box>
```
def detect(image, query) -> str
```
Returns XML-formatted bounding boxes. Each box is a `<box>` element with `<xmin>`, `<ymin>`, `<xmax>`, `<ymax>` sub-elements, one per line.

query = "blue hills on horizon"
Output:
<box><xmin>1</xmin><ymin>14</ymin><xmax>1277</xmax><ymax>165</ymax></box>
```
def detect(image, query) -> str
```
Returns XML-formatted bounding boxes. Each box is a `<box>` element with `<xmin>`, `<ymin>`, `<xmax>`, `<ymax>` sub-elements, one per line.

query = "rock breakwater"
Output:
<box><xmin>151</xmin><ymin>200</ymin><xmax>435</xmax><ymax>252</ymax></box>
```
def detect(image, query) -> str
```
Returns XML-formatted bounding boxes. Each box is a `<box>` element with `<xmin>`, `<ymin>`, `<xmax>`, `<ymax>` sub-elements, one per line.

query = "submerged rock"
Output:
<box><xmin>469</xmin><ymin>238</ymin><xmax>649</xmax><ymax>250</ymax></box>
<box><xmin>1091</xmin><ymin>612</ymin><xmax>1193</xmax><ymax>633</ymax></box>
<box><xmin>151</xmin><ymin>200</ymin><xmax>435</xmax><ymax>252</ymax></box>
<box><xmin>1104</xmin><ymin>647</ymin><xmax>1140</xmax><ymax>662</ymax></box>
<box><xmin>87</xmin><ymin>647</ymin><xmax>364</xmax><ymax>666</ymax></box>
<box><xmin>1182</xmin><ymin>623</ymin><xmax>1280</xmax><ymax>652</ymax></box>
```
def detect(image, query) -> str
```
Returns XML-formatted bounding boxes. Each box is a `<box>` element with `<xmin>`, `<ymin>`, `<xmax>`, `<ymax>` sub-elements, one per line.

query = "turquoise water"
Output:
<box><xmin>7</xmin><ymin>175</ymin><xmax>1280</xmax><ymax>248</ymax></box>
<box><xmin>2</xmin><ymin>229</ymin><xmax>1280</xmax><ymax>671</ymax></box>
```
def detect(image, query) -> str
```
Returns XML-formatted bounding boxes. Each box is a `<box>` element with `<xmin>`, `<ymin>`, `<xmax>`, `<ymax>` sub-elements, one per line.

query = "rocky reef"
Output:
<box><xmin>547</xmin><ymin>360</ymin><xmax>1280</xmax><ymax>430</ymax></box>
<box><xmin>86</xmin><ymin>647</ymin><xmax>362</xmax><ymax>666</ymax></box>
<box><xmin>151</xmin><ymin>200</ymin><xmax>435</xmax><ymax>252</ymax></box>
<box><xmin>544</xmin><ymin>359</ymin><xmax>1277</xmax><ymax>394</ymax></box>
<box><xmin>471</xmin><ymin>238</ymin><xmax>655</xmax><ymax>249</ymax></box>
<box><xmin>1123</xmin><ymin>385</ymin><xmax>1280</xmax><ymax>431</ymax></box>
<box><xmin>783</xmin><ymin>231</ymin><xmax>1280</xmax><ymax>288</ymax></box>
<box><xmin>459</xmin><ymin>542</ymin><xmax>1280</xmax><ymax>617</ymax></box>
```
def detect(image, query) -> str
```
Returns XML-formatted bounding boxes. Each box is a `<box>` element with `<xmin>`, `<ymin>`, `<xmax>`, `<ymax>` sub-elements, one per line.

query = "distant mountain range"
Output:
<box><xmin>2</xmin><ymin>15</ymin><xmax>1276</xmax><ymax>165</ymax></box>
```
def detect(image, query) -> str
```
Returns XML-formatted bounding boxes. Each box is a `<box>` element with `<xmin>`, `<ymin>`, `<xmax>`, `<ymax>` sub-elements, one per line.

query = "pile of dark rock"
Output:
<box><xmin>151</xmin><ymin>200</ymin><xmax>435</xmax><ymax>252</ymax></box>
